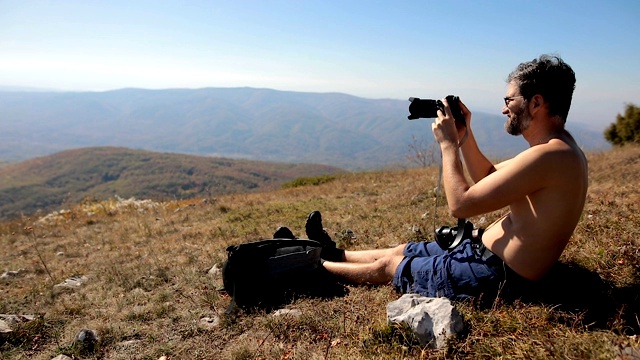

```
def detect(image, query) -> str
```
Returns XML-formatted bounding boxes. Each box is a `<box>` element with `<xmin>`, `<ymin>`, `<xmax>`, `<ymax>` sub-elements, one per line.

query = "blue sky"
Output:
<box><xmin>1</xmin><ymin>0</ymin><xmax>638</xmax><ymax>130</ymax></box>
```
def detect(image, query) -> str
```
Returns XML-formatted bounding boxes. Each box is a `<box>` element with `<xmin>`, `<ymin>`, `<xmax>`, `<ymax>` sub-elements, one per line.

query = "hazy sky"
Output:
<box><xmin>1</xmin><ymin>0</ymin><xmax>638</xmax><ymax>130</ymax></box>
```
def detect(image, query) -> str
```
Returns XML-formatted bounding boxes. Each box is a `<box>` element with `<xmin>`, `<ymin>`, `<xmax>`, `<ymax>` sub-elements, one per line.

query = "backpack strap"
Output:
<box><xmin>225</xmin><ymin>282</ymin><xmax>237</xmax><ymax>314</ymax></box>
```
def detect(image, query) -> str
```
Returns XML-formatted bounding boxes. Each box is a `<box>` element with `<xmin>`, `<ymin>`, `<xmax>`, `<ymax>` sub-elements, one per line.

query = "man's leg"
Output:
<box><xmin>343</xmin><ymin>244</ymin><xmax>406</xmax><ymax>263</ymax></box>
<box><xmin>322</xmin><ymin>253</ymin><xmax>405</xmax><ymax>285</ymax></box>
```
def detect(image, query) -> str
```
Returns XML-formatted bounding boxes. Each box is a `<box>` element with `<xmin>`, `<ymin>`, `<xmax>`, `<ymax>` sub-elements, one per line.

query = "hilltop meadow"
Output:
<box><xmin>1</xmin><ymin>145</ymin><xmax>639</xmax><ymax>359</ymax></box>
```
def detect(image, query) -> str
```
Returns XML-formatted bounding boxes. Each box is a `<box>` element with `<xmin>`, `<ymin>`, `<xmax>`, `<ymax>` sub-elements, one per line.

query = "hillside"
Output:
<box><xmin>0</xmin><ymin>146</ymin><xmax>638</xmax><ymax>359</ymax></box>
<box><xmin>0</xmin><ymin>87</ymin><xmax>609</xmax><ymax>169</ymax></box>
<box><xmin>0</xmin><ymin>147</ymin><xmax>345</xmax><ymax>220</ymax></box>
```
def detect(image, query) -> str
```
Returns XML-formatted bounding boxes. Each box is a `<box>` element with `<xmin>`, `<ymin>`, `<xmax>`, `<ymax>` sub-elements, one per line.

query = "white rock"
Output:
<box><xmin>54</xmin><ymin>275</ymin><xmax>88</xmax><ymax>289</ymax></box>
<box><xmin>0</xmin><ymin>314</ymin><xmax>36</xmax><ymax>333</ymax></box>
<box><xmin>199</xmin><ymin>316</ymin><xmax>220</xmax><ymax>329</ymax></box>
<box><xmin>0</xmin><ymin>269</ymin><xmax>27</xmax><ymax>279</ymax></box>
<box><xmin>208</xmin><ymin>264</ymin><xmax>222</xmax><ymax>277</ymax></box>
<box><xmin>617</xmin><ymin>346</ymin><xmax>640</xmax><ymax>359</ymax></box>
<box><xmin>387</xmin><ymin>294</ymin><xmax>464</xmax><ymax>349</ymax></box>
<box><xmin>272</xmin><ymin>309</ymin><xmax>302</xmax><ymax>318</ymax></box>
<box><xmin>51</xmin><ymin>355</ymin><xmax>73</xmax><ymax>360</ymax></box>
<box><xmin>116</xmin><ymin>339</ymin><xmax>141</xmax><ymax>348</ymax></box>
<box><xmin>0</xmin><ymin>320</ymin><xmax>11</xmax><ymax>334</ymax></box>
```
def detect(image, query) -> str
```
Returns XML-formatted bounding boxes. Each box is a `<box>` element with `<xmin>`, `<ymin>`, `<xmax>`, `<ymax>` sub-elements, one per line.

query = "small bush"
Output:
<box><xmin>604</xmin><ymin>103</ymin><xmax>640</xmax><ymax>145</ymax></box>
<box><xmin>281</xmin><ymin>175</ymin><xmax>337</xmax><ymax>189</ymax></box>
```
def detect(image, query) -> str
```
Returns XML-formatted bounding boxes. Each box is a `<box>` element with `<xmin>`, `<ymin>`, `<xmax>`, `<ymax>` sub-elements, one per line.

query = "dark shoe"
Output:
<box><xmin>321</xmin><ymin>248</ymin><xmax>345</xmax><ymax>262</ymax></box>
<box><xmin>305</xmin><ymin>211</ymin><xmax>345</xmax><ymax>262</ymax></box>
<box><xmin>273</xmin><ymin>226</ymin><xmax>296</xmax><ymax>239</ymax></box>
<box><xmin>305</xmin><ymin>211</ymin><xmax>334</xmax><ymax>246</ymax></box>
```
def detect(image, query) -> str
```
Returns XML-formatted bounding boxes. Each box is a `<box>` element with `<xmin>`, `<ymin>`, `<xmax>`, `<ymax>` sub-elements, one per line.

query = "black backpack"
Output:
<box><xmin>222</xmin><ymin>238</ymin><xmax>326</xmax><ymax>310</ymax></box>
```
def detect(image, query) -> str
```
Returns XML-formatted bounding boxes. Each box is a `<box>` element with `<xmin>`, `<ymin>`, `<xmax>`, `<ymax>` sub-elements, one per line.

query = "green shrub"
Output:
<box><xmin>604</xmin><ymin>103</ymin><xmax>640</xmax><ymax>145</ymax></box>
<box><xmin>281</xmin><ymin>175</ymin><xmax>337</xmax><ymax>189</ymax></box>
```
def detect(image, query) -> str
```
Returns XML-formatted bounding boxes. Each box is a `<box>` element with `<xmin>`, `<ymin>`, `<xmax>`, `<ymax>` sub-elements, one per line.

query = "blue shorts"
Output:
<box><xmin>392</xmin><ymin>239</ymin><xmax>505</xmax><ymax>299</ymax></box>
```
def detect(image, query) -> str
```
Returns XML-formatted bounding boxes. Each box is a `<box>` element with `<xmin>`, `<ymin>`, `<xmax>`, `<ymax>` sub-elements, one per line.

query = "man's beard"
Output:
<box><xmin>505</xmin><ymin>103</ymin><xmax>532</xmax><ymax>136</ymax></box>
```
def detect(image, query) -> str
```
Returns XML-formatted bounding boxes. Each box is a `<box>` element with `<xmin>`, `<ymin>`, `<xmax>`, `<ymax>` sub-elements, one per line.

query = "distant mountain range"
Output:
<box><xmin>0</xmin><ymin>87</ymin><xmax>609</xmax><ymax>169</ymax></box>
<box><xmin>0</xmin><ymin>147</ymin><xmax>345</xmax><ymax>219</ymax></box>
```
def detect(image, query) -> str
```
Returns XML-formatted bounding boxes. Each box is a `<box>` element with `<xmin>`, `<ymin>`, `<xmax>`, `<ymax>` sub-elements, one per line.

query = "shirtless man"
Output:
<box><xmin>318</xmin><ymin>55</ymin><xmax>589</xmax><ymax>298</ymax></box>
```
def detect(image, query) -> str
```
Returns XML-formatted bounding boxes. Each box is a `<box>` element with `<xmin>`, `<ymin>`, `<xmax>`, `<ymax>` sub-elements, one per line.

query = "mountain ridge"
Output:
<box><xmin>0</xmin><ymin>87</ymin><xmax>609</xmax><ymax>169</ymax></box>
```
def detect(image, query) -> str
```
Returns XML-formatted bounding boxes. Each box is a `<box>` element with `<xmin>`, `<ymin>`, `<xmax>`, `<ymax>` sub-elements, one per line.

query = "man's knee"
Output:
<box><xmin>393</xmin><ymin>243</ymin><xmax>407</xmax><ymax>255</ymax></box>
<box><xmin>373</xmin><ymin>254</ymin><xmax>404</xmax><ymax>280</ymax></box>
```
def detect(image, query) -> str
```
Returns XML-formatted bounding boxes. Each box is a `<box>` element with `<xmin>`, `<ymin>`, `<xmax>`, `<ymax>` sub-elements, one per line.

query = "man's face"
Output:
<box><xmin>503</xmin><ymin>83</ymin><xmax>532</xmax><ymax>136</ymax></box>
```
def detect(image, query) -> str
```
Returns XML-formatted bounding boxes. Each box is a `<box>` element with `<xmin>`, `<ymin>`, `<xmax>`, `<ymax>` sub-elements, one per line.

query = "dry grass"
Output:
<box><xmin>1</xmin><ymin>146</ymin><xmax>639</xmax><ymax>359</ymax></box>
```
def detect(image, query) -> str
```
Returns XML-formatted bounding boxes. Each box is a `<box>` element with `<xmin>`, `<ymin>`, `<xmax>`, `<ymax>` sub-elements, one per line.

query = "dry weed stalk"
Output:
<box><xmin>23</xmin><ymin>224</ymin><xmax>55</xmax><ymax>284</ymax></box>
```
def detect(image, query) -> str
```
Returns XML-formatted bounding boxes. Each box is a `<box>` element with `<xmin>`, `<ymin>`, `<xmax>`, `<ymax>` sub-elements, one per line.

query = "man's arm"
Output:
<box><xmin>433</xmin><ymin>99</ymin><xmax>548</xmax><ymax>219</ymax></box>
<box><xmin>454</xmin><ymin>100</ymin><xmax>504</xmax><ymax>183</ymax></box>
<box><xmin>442</xmin><ymin>146</ymin><xmax>550</xmax><ymax>218</ymax></box>
<box><xmin>459</xmin><ymin>129</ymin><xmax>498</xmax><ymax>182</ymax></box>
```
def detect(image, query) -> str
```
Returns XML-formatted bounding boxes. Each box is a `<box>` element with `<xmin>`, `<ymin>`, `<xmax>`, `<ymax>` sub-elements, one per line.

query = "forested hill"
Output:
<box><xmin>0</xmin><ymin>147</ymin><xmax>345</xmax><ymax>219</ymax></box>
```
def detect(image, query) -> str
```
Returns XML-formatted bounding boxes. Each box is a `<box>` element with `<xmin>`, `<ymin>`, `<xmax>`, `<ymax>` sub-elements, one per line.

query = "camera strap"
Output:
<box><xmin>432</xmin><ymin>160</ymin><xmax>443</xmax><ymax>234</ymax></box>
<box><xmin>458</xmin><ymin>127</ymin><xmax>469</xmax><ymax>148</ymax></box>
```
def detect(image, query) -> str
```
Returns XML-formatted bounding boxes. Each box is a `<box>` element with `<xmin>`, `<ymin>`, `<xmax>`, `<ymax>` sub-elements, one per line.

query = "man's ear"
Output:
<box><xmin>529</xmin><ymin>94</ymin><xmax>545</xmax><ymax>116</ymax></box>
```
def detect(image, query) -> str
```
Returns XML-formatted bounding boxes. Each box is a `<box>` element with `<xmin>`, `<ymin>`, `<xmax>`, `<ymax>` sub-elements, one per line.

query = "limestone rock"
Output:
<box><xmin>0</xmin><ymin>314</ymin><xmax>36</xmax><ymax>334</ymax></box>
<box><xmin>0</xmin><ymin>320</ymin><xmax>9</xmax><ymax>334</ymax></box>
<box><xmin>272</xmin><ymin>309</ymin><xmax>302</xmax><ymax>318</ymax></box>
<box><xmin>387</xmin><ymin>294</ymin><xmax>464</xmax><ymax>349</ymax></box>
<box><xmin>198</xmin><ymin>316</ymin><xmax>220</xmax><ymax>330</ymax></box>
<box><xmin>53</xmin><ymin>275</ymin><xmax>88</xmax><ymax>294</ymax></box>
<box><xmin>1</xmin><ymin>269</ymin><xmax>27</xmax><ymax>279</ymax></box>
<box><xmin>116</xmin><ymin>339</ymin><xmax>142</xmax><ymax>349</ymax></box>
<box><xmin>208</xmin><ymin>264</ymin><xmax>222</xmax><ymax>277</ymax></box>
<box><xmin>51</xmin><ymin>355</ymin><xmax>73</xmax><ymax>360</ymax></box>
<box><xmin>617</xmin><ymin>346</ymin><xmax>640</xmax><ymax>359</ymax></box>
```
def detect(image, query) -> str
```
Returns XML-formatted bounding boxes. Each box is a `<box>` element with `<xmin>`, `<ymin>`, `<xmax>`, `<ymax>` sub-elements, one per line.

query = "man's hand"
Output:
<box><xmin>457</xmin><ymin>99</ymin><xmax>472</xmax><ymax>138</ymax></box>
<box><xmin>432</xmin><ymin>97</ymin><xmax>461</xmax><ymax>148</ymax></box>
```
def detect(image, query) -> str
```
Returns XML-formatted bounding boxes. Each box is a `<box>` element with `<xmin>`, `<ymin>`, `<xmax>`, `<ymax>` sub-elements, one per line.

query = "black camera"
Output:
<box><xmin>407</xmin><ymin>95</ymin><xmax>466</xmax><ymax>127</ymax></box>
<box><xmin>434</xmin><ymin>220</ymin><xmax>474</xmax><ymax>250</ymax></box>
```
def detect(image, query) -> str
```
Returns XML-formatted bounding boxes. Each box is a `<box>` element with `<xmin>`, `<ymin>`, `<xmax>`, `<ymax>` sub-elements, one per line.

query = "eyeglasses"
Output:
<box><xmin>504</xmin><ymin>95</ymin><xmax>525</xmax><ymax>106</ymax></box>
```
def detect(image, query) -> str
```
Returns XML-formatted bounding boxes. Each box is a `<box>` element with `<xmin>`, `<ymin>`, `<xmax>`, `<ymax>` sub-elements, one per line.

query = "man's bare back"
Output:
<box><xmin>482</xmin><ymin>132</ymin><xmax>588</xmax><ymax>280</ymax></box>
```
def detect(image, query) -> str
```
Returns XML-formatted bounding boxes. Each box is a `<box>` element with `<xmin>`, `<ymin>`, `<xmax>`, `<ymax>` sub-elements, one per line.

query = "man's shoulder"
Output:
<box><xmin>518</xmin><ymin>137</ymin><xmax>584</xmax><ymax>162</ymax></box>
<box><xmin>506</xmin><ymin>140</ymin><xmax>586</xmax><ymax>183</ymax></box>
